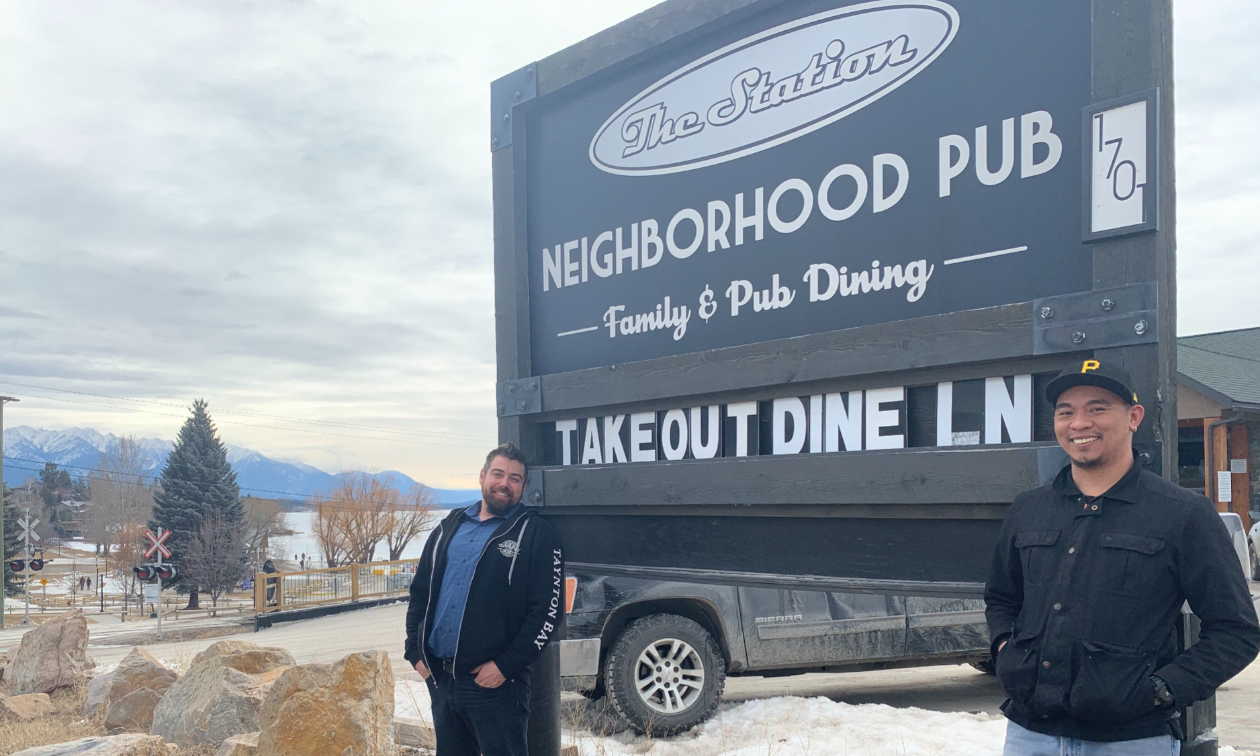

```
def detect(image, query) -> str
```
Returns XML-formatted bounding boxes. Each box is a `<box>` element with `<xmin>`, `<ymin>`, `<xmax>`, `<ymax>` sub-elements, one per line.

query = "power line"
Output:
<box><xmin>0</xmin><ymin>378</ymin><xmax>490</xmax><ymax>442</ymax></box>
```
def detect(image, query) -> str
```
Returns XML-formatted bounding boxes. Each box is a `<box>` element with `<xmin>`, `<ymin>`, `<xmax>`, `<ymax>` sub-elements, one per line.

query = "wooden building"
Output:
<box><xmin>1177</xmin><ymin>327</ymin><xmax>1260</xmax><ymax>530</ymax></box>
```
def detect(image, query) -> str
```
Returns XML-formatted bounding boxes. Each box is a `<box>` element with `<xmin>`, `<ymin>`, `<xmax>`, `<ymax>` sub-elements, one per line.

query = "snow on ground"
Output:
<box><xmin>387</xmin><ymin>686</ymin><xmax>1260</xmax><ymax>756</ymax></box>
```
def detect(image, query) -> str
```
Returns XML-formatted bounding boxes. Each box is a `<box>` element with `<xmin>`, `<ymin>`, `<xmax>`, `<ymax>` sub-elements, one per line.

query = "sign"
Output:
<box><xmin>1231</xmin><ymin>458</ymin><xmax>1248</xmax><ymax>475</ymax></box>
<box><xmin>143</xmin><ymin>528</ymin><xmax>172</xmax><ymax>560</ymax></box>
<box><xmin>17</xmin><ymin>516</ymin><xmax>40</xmax><ymax>544</ymax></box>
<box><xmin>1217</xmin><ymin>470</ymin><xmax>1233</xmax><ymax>504</ymax></box>
<box><xmin>39</xmin><ymin>579</ymin><xmax>47</xmax><ymax>586</ymax></box>
<box><xmin>526</xmin><ymin>0</ymin><xmax>1094</xmax><ymax>376</ymax></box>
<box><xmin>546</xmin><ymin>372</ymin><xmax>1037</xmax><ymax>466</ymax></box>
<box><xmin>143</xmin><ymin>583</ymin><xmax>161</xmax><ymax>604</ymax></box>
<box><xmin>1084</xmin><ymin>90</ymin><xmax>1159</xmax><ymax>240</ymax></box>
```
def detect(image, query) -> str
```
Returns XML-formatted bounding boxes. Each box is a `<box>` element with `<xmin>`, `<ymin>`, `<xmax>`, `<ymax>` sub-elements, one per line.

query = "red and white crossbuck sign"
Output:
<box><xmin>143</xmin><ymin>528</ymin><xmax>172</xmax><ymax>560</ymax></box>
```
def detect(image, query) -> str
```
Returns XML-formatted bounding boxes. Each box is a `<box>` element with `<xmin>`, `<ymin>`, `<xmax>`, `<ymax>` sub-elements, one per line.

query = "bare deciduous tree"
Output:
<box><xmin>112</xmin><ymin>522</ymin><xmax>146</xmax><ymax>612</ymax></box>
<box><xmin>384</xmin><ymin>484</ymin><xmax>438</xmax><ymax>561</ymax></box>
<box><xmin>87</xmin><ymin>436</ymin><xmax>155</xmax><ymax>555</ymax></box>
<box><xmin>315</xmin><ymin>472</ymin><xmax>405</xmax><ymax>567</ymax></box>
<box><xmin>241</xmin><ymin>497</ymin><xmax>286</xmax><ymax>571</ymax></box>
<box><xmin>182</xmin><ymin>514</ymin><xmax>247</xmax><ymax>608</ymax></box>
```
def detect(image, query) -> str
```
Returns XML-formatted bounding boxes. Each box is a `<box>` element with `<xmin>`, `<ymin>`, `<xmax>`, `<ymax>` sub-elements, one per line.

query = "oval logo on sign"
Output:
<box><xmin>589</xmin><ymin>0</ymin><xmax>959</xmax><ymax>176</ymax></box>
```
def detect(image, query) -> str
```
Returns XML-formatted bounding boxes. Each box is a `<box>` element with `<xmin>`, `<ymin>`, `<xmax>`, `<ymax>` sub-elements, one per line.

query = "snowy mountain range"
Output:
<box><xmin>1</xmin><ymin>426</ymin><xmax>479</xmax><ymax>506</ymax></box>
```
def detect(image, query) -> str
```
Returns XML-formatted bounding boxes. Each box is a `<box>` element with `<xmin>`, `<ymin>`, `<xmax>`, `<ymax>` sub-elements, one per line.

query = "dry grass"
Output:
<box><xmin>0</xmin><ymin>683</ymin><xmax>107</xmax><ymax>754</ymax></box>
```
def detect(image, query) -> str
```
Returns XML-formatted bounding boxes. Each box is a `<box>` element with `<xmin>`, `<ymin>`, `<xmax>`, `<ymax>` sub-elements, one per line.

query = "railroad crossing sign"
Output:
<box><xmin>17</xmin><ymin>515</ymin><xmax>40</xmax><ymax>543</ymax></box>
<box><xmin>143</xmin><ymin>528</ymin><xmax>171</xmax><ymax>560</ymax></box>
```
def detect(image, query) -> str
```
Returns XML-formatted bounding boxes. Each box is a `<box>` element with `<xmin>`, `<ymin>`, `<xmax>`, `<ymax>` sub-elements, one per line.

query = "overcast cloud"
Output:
<box><xmin>0</xmin><ymin>0</ymin><xmax>1256</xmax><ymax>489</ymax></box>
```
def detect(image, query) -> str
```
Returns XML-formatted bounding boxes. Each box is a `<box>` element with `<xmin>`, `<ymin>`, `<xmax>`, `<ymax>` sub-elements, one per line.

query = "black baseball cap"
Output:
<box><xmin>1045</xmin><ymin>359</ymin><xmax>1139</xmax><ymax>406</ymax></box>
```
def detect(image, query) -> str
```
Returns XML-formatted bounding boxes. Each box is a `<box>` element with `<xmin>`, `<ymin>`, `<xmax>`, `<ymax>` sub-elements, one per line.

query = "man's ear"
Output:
<box><xmin>1129</xmin><ymin>403</ymin><xmax>1146</xmax><ymax>431</ymax></box>
<box><xmin>478</xmin><ymin>468</ymin><xmax>486</xmax><ymax>487</ymax></box>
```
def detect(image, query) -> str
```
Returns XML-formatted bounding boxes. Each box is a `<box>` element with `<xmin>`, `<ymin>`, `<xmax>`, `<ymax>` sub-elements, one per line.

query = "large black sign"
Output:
<box><xmin>526</xmin><ymin>0</ymin><xmax>1091</xmax><ymax>376</ymax></box>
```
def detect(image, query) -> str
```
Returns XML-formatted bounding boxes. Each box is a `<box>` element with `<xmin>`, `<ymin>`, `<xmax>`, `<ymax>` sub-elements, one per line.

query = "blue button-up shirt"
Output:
<box><xmin>427</xmin><ymin>500</ymin><xmax>522</xmax><ymax>659</ymax></box>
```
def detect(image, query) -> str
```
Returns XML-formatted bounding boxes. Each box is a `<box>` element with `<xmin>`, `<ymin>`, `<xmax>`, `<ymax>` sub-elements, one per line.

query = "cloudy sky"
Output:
<box><xmin>0</xmin><ymin>1</ymin><xmax>1256</xmax><ymax>490</ymax></box>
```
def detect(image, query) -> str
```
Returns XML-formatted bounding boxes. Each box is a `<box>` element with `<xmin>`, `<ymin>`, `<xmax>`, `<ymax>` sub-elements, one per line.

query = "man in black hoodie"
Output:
<box><xmin>986</xmin><ymin>360</ymin><xmax>1259</xmax><ymax>754</ymax></box>
<box><xmin>404</xmin><ymin>443</ymin><xmax>565</xmax><ymax>756</ymax></box>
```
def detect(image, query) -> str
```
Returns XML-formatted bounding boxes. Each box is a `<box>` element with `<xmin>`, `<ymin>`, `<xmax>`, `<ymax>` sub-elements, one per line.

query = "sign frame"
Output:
<box><xmin>1081</xmin><ymin>88</ymin><xmax>1161</xmax><ymax>242</ymax></box>
<box><xmin>493</xmin><ymin>0</ymin><xmax>1177</xmax><ymax>593</ymax></box>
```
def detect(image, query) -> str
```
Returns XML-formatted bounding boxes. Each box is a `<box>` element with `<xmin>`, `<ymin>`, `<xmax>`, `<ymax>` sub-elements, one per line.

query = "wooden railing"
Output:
<box><xmin>253</xmin><ymin>558</ymin><xmax>419</xmax><ymax>614</ymax></box>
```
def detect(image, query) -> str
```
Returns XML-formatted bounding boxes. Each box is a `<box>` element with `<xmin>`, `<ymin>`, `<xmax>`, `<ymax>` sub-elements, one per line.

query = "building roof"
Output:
<box><xmin>1178</xmin><ymin>327</ymin><xmax>1260</xmax><ymax>408</ymax></box>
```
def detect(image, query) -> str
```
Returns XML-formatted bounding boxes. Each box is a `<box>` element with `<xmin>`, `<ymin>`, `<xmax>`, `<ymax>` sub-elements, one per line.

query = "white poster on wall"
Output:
<box><xmin>1217</xmin><ymin>470</ymin><xmax>1233</xmax><ymax>504</ymax></box>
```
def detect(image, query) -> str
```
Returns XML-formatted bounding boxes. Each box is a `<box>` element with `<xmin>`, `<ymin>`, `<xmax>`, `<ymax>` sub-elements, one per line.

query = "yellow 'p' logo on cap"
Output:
<box><xmin>1081</xmin><ymin>360</ymin><xmax>1101</xmax><ymax>373</ymax></box>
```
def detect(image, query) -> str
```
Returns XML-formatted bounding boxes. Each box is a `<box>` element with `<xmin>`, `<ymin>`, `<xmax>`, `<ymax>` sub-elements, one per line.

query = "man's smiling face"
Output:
<box><xmin>480</xmin><ymin>455</ymin><xmax>526</xmax><ymax>515</ymax></box>
<box><xmin>1053</xmin><ymin>384</ymin><xmax>1144</xmax><ymax>470</ymax></box>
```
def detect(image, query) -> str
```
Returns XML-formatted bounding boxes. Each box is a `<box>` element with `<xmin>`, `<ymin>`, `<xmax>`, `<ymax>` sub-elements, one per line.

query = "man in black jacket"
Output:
<box><xmin>986</xmin><ymin>359</ymin><xmax>1259</xmax><ymax>755</ymax></box>
<box><xmin>404</xmin><ymin>443</ymin><xmax>565</xmax><ymax>756</ymax></box>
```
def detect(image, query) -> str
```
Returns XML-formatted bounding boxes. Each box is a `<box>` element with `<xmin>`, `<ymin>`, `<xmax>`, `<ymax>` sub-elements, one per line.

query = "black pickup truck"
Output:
<box><xmin>559</xmin><ymin>572</ymin><xmax>991</xmax><ymax>735</ymax></box>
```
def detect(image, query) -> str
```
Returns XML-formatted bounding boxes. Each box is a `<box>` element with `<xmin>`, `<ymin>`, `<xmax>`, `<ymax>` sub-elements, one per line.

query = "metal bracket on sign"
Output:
<box><xmin>1033</xmin><ymin>282</ymin><xmax>1158</xmax><ymax>355</ymax></box>
<box><xmin>490</xmin><ymin>62</ymin><xmax>537</xmax><ymax>151</ymax></box>
<box><xmin>496</xmin><ymin>377</ymin><xmax>542</xmax><ymax>417</ymax></box>
<box><xmin>523</xmin><ymin>471</ymin><xmax>545</xmax><ymax>508</ymax></box>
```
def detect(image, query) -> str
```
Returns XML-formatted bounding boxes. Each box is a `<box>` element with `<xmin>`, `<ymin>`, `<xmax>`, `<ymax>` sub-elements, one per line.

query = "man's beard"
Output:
<box><xmin>1071</xmin><ymin>454</ymin><xmax>1106</xmax><ymax>470</ymax></box>
<box><xmin>483</xmin><ymin>488</ymin><xmax>517</xmax><ymax>516</ymax></box>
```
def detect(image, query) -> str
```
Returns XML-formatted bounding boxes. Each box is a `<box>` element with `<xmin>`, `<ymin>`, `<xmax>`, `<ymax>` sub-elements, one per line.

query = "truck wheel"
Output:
<box><xmin>1251</xmin><ymin>543</ymin><xmax>1260</xmax><ymax>582</ymax></box>
<box><xmin>604</xmin><ymin>614</ymin><xmax>725</xmax><ymax>737</ymax></box>
<box><xmin>970</xmin><ymin>659</ymin><xmax>996</xmax><ymax>675</ymax></box>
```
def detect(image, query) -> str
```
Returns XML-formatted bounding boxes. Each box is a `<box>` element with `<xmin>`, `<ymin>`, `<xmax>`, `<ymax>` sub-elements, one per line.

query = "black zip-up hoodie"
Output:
<box><xmin>404</xmin><ymin>503</ymin><xmax>565</xmax><ymax>680</ymax></box>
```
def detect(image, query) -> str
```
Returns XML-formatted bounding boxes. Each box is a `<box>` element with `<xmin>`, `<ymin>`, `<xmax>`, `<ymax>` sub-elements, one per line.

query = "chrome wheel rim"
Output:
<box><xmin>634</xmin><ymin>637</ymin><xmax>705</xmax><ymax>714</ymax></box>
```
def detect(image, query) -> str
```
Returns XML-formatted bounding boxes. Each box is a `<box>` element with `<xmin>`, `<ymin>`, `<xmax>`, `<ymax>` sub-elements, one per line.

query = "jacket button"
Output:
<box><xmin>1053</xmin><ymin>603</ymin><xmax>1062</xmax><ymax>611</ymax></box>
<box><xmin>1091</xmin><ymin>505</ymin><xmax>1099</xmax><ymax>511</ymax></box>
<box><xmin>1068</xmin><ymin>547</ymin><xmax>1075</xmax><ymax>554</ymax></box>
<box><xmin>1042</xmin><ymin>661</ymin><xmax>1051</xmax><ymax>669</ymax></box>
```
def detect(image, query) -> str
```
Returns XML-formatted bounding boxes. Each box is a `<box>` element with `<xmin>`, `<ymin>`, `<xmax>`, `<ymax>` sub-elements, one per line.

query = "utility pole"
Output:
<box><xmin>0</xmin><ymin>396</ymin><xmax>17</xmax><ymax>629</ymax></box>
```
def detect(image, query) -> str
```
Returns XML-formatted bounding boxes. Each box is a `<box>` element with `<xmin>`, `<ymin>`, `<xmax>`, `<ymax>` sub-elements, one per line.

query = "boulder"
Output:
<box><xmin>11</xmin><ymin>734</ymin><xmax>178</xmax><ymax>756</ymax></box>
<box><xmin>105</xmin><ymin>688</ymin><xmax>165</xmax><ymax>734</ymax></box>
<box><xmin>1</xmin><ymin>692</ymin><xmax>56</xmax><ymax>721</ymax></box>
<box><xmin>257</xmin><ymin>650</ymin><xmax>395</xmax><ymax>756</ymax></box>
<box><xmin>150</xmin><ymin>640</ymin><xmax>294</xmax><ymax>748</ymax></box>
<box><xmin>7</xmin><ymin>610</ymin><xmax>92</xmax><ymax>695</ymax></box>
<box><xmin>103</xmin><ymin>649</ymin><xmax>177</xmax><ymax>732</ymax></box>
<box><xmin>83</xmin><ymin>672</ymin><xmax>116</xmax><ymax>717</ymax></box>
<box><xmin>216</xmin><ymin>732</ymin><xmax>260</xmax><ymax>756</ymax></box>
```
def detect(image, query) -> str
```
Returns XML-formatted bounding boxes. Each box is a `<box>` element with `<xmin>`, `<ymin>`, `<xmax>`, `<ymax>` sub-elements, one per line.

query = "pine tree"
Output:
<box><xmin>3</xmin><ymin>485</ymin><xmax>23</xmax><ymax>598</ymax></box>
<box><xmin>150</xmin><ymin>399</ymin><xmax>243</xmax><ymax>609</ymax></box>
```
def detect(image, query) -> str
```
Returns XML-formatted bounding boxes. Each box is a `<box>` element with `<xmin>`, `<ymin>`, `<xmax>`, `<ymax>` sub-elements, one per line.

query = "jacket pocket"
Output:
<box><xmin>1016</xmin><ymin>530</ymin><xmax>1060</xmax><ymax>585</ymax></box>
<box><xmin>1068</xmin><ymin>639</ymin><xmax>1157</xmax><ymax>723</ymax></box>
<box><xmin>995</xmin><ymin>630</ymin><xmax>1040</xmax><ymax>707</ymax></box>
<box><xmin>1100</xmin><ymin>532</ymin><xmax>1167</xmax><ymax>595</ymax></box>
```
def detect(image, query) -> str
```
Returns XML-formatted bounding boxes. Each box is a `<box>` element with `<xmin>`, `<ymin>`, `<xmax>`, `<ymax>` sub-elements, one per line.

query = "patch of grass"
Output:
<box><xmin>0</xmin><ymin>684</ymin><xmax>107</xmax><ymax>754</ymax></box>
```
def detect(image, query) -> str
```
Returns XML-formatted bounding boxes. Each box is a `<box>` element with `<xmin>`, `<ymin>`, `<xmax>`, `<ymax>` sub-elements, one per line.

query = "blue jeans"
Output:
<box><xmin>427</xmin><ymin>669</ymin><xmax>530</xmax><ymax>756</ymax></box>
<box><xmin>1005</xmin><ymin>721</ymin><xmax>1180</xmax><ymax>756</ymax></box>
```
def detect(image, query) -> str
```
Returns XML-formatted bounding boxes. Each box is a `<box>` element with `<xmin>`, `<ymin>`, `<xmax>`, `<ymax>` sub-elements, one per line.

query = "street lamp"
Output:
<box><xmin>0</xmin><ymin>396</ymin><xmax>18</xmax><ymax>629</ymax></box>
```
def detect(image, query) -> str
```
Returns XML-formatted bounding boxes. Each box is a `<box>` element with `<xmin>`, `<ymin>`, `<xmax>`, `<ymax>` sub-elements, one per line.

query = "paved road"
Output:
<box><xmin>10</xmin><ymin>598</ymin><xmax>1259</xmax><ymax>750</ymax></box>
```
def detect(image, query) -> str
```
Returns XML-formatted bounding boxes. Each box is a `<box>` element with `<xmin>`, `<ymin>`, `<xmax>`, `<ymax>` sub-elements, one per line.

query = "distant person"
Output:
<box><xmin>263</xmin><ymin>559</ymin><xmax>278</xmax><ymax>606</ymax></box>
<box><xmin>986</xmin><ymin>360</ymin><xmax>1260</xmax><ymax>755</ymax></box>
<box><xmin>404</xmin><ymin>443</ymin><xmax>565</xmax><ymax>756</ymax></box>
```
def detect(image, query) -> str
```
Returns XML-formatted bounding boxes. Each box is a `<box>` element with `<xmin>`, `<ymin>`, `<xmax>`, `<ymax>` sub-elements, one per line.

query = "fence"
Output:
<box><xmin>253</xmin><ymin>558</ymin><xmax>419</xmax><ymax>614</ymax></box>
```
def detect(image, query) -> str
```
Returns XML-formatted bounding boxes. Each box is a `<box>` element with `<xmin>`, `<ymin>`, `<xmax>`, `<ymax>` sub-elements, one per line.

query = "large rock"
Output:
<box><xmin>105</xmin><ymin>688</ymin><xmax>165</xmax><ymax>734</ymax></box>
<box><xmin>103</xmin><ymin>649</ymin><xmax>177</xmax><ymax>733</ymax></box>
<box><xmin>7</xmin><ymin>610</ymin><xmax>92</xmax><ymax>695</ymax></box>
<box><xmin>1</xmin><ymin>692</ymin><xmax>56</xmax><ymax>721</ymax></box>
<box><xmin>257</xmin><ymin>650</ymin><xmax>395</xmax><ymax>756</ymax></box>
<box><xmin>150</xmin><ymin>640</ymin><xmax>294</xmax><ymax>748</ymax></box>
<box><xmin>83</xmin><ymin>672</ymin><xmax>116</xmax><ymax>717</ymax></box>
<box><xmin>12</xmin><ymin>734</ymin><xmax>178</xmax><ymax>756</ymax></box>
<box><xmin>216</xmin><ymin>732</ymin><xmax>259</xmax><ymax>756</ymax></box>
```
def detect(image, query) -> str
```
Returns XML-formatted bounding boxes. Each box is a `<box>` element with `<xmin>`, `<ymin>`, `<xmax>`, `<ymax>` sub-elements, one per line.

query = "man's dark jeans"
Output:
<box><xmin>427</xmin><ymin>669</ymin><xmax>530</xmax><ymax>756</ymax></box>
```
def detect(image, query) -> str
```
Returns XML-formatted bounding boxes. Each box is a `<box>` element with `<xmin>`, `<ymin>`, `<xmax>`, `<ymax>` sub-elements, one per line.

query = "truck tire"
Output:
<box><xmin>604</xmin><ymin>614</ymin><xmax>725</xmax><ymax>737</ymax></box>
<box><xmin>1251</xmin><ymin>543</ymin><xmax>1260</xmax><ymax>582</ymax></box>
<box><xmin>970</xmin><ymin>659</ymin><xmax>996</xmax><ymax>675</ymax></box>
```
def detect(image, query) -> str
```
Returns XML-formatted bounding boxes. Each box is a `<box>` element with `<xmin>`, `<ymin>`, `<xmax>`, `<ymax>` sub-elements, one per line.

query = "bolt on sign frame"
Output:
<box><xmin>493</xmin><ymin>0</ymin><xmax>1188</xmax><ymax>748</ymax></box>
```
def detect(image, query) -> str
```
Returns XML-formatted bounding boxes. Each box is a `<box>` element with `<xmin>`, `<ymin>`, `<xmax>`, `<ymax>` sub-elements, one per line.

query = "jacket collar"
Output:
<box><xmin>1053</xmin><ymin>452</ymin><xmax>1142</xmax><ymax>503</ymax></box>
